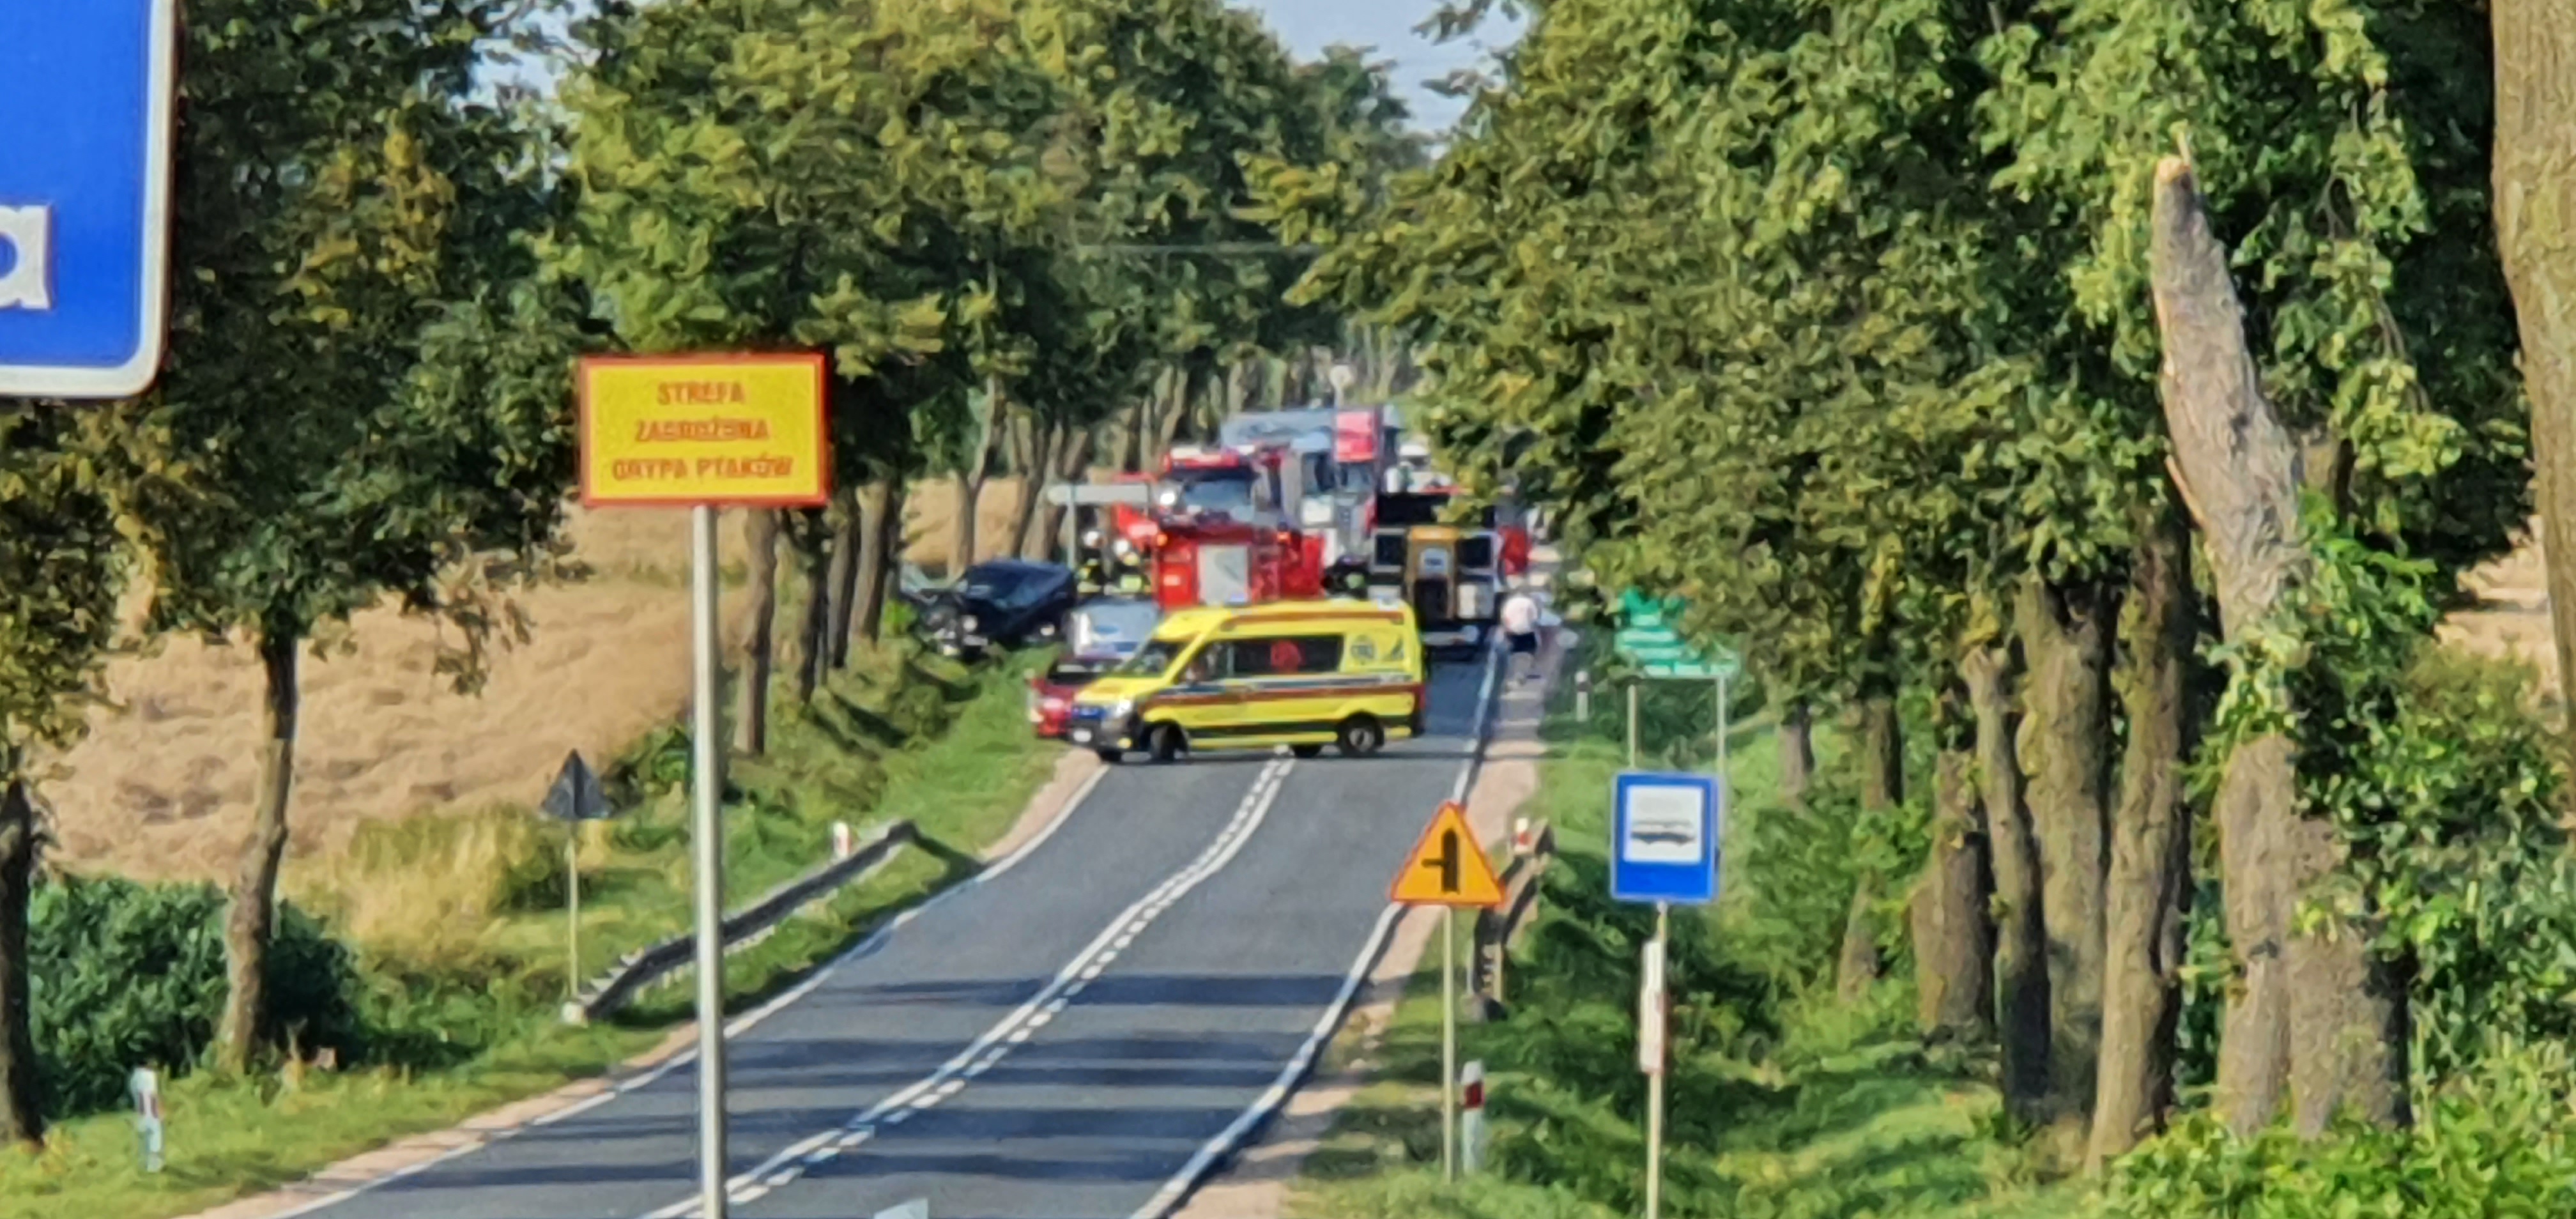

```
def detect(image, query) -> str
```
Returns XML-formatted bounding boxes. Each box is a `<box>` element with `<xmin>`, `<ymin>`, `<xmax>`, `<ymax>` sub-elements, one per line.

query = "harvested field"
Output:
<box><xmin>42</xmin><ymin>478</ymin><xmax>1029</xmax><ymax>884</ymax></box>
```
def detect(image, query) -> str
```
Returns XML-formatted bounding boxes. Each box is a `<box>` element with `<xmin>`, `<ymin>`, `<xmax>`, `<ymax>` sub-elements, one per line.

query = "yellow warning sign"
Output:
<box><xmin>577</xmin><ymin>353</ymin><xmax>830</xmax><ymax>507</ymax></box>
<box><xmin>1390</xmin><ymin>801</ymin><xmax>1505</xmax><ymax>907</ymax></box>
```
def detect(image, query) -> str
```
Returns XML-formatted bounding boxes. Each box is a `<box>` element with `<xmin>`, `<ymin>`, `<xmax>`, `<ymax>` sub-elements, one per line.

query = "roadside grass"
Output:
<box><xmin>0</xmin><ymin>640</ymin><xmax>1066</xmax><ymax>1219</ymax></box>
<box><xmin>1293</xmin><ymin>636</ymin><xmax>2063</xmax><ymax>1219</ymax></box>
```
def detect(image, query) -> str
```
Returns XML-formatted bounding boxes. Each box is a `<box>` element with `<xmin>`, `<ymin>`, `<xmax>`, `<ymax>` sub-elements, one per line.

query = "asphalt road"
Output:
<box><xmin>284</xmin><ymin>651</ymin><xmax>1498</xmax><ymax>1219</ymax></box>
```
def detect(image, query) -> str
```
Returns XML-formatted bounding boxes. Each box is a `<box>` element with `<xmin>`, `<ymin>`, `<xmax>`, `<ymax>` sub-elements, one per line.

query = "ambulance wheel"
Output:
<box><xmin>1335</xmin><ymin>716</ymin><xmax>1385</xmax><ymax>758</ymax></box>
<box><xmin>1094</xmin><ymin>748</ymin><xmax>1124</xmax><ymax>765</ymax></box>
<box><xmin>1291</xmin><ymin>744</ymin><xmax>1325</xmax><ymax>759</ymax></box>
<box><xmin>1147</xmin><ymin>723</ymin><xmax>1188</xmax><ymax>763</ymax></box>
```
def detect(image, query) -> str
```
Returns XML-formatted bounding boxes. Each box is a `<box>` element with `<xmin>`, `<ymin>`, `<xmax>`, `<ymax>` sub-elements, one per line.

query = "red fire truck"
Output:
<box><xmin>1146</xmin><ymin>513</ymin><xmax>1322</xmax><ymax>610</ymax></box>
<box><xmin>1126</xmin><ymin>445</ymin><xmax>1320</xmax><ymax>610</ymax></box>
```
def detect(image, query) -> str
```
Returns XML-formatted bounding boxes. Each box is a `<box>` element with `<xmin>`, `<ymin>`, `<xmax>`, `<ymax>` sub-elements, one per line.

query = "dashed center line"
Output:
<box><xmin>642</xmin><ymin>756</ymin><xmax>1297</xmax><ymax>1219</ymax></box>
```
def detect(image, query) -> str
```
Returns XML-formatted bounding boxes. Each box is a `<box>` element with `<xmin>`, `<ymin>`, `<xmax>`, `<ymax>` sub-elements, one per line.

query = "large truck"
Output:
<box><xmin>1367</xmin><ymin>489</ymin><xmax>1509</xmax><ymax>654</ymax></box>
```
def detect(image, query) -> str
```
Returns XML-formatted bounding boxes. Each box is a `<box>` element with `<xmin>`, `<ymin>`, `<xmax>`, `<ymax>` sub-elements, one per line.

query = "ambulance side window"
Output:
<box><xmin>1224</xmin><ymin>635</ymin><xmax>1344</xmax><ymax>677</ymax></box>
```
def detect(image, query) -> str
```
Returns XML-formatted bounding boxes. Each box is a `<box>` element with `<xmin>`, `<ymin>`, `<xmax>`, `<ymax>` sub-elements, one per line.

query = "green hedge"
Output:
<box><xmin>31</xmin><ymin>874</ymin><xmax>357</xmax><ymax>1117</ymax></box>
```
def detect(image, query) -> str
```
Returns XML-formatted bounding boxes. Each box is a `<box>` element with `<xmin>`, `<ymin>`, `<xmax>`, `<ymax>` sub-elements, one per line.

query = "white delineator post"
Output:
<box><xmin>1641</xmin><ymin>910</ymin><xmax>1669</xmax><ymax>1219</ymax></box>
<box><xmin>832</xmin><ymin>820</ymin><xmax>854</xmax><ymax>861</ymax></box>
<box><xmin>689</xmin><ymin>504</ymin><xmax>729</xmax><ymax>1219</ymax></box>
<box><xmin>1460</xmin><ymin>1060</ymin><xmax>1488</xmax><ymax>1174</ymax></box>
<box><xmin>130</xmin><ymin>1067</ymin><xmax>164</xmax><ymax>1173</ymax></box>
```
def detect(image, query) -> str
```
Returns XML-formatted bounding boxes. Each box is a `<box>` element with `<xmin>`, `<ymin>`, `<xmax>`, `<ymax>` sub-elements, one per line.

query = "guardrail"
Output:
<box><xmin>1471</xmin><ymin>818</ymin><xmax>1555</xmax><ymax>1020</ymax></box>
<box><xmin>569</xmin><ymin>820</ymin><xmax>918</xmax><ymax>1023</ymax></box>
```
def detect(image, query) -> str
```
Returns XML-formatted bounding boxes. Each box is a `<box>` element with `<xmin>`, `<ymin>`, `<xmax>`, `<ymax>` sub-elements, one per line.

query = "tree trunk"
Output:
<box><xmin>790</xmin><ymin>510</ymin><xmax>832</xmax><ymax>706</ymax></box>
<box><xmin>854</xmin><ymin>482</ymin><xmax>897</xmax><ymax>646</ymax></box>
<box><xmin>1836</xmin><ymin>690</ymin><xmax>1903</xmax><ymax>1000</ymax></box>
<box><xmin>218</xmin><ymin>629</ymin><xmax>300</xmax><ymax>1073</ymax></box>
<box><xmin>825</xmin><ymin>488</ymin><xmax>864</xmax><ymax>670</ymax></box>
<box><xmin>1155</xmin><ymin>366</ymin><xmax>1197</xmax><ymax>454</ymax></box>
<box><xmin>1912</xmin><ymin>687</ymin><xmax>1993</xmax><ymax>1040</ymax></box>
<box><xmin>949</xmin><ymin>470</ymin><xmax>981</xmax><ymax>576</ymax></box>
<box><xmin>1009</xmin><ymin>424</ymin><xmax>1058</xmax><ymax>560</ymax></box>
<box><xmin>2495</xmin><ymin>0</ymin><xmax>2576</xmax><ymax>782</ymax></box>
<box><xmin>1967</xmin><ymin>640</ymin><xmax>2051</xmax><ymax>1115</ymax></box>
<box><xmin>2089</xmin><ymin>505</ymin><xmax>2198</xmax><ymax>1169</ymax></box>
<box><xmin>2149</xmin><ymin>155</ymin><xmax>2405</xmax><ymax>1135</ymax></box>
<box><xmin>738</xmin><ymin>510</ymin><xmax>781</xmax><ymax>757</ymax></box>
<box><xmin>1778</xmin><ymin>698</ymin><xmax>1816</xmax><ymax>808</ymax></box>
<box><xmin>1034</xmin><ymin>426</ymin><xmax>1098</xmax><ymax>564</ymax></box>
<box><xmin>2015</xmin><ymin>576</ymin><xmax>2114</xmax><ymax>1121</ymax></box>
<box><xmin>0</xmin><ymin>776</ymin><xmax>41</xmax><ymax>1147</ymax></box>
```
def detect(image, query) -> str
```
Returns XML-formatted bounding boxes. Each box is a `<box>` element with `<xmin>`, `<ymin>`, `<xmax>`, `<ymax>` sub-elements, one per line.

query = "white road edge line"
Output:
<box><xmin>1128</xmin><ymin>638</ymin><xmax>1506</xmax><ymax>1219</ymax></box>
<box><xmin>257</xmin><ymin>756</ymin><xmax>1117</xmax><ymax>1219</ymax></box>
<box><xmin>641</xmin><ymin>756</ymin><xmax>1300</xmax><ymax>1219</ymax></box>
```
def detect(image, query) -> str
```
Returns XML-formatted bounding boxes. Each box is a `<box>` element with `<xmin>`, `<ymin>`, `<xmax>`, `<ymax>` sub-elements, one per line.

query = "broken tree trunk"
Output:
<box><xmin>2149</xmin><ymin>155</ymin><xmax>2404</xmax><ymax>1136</ymax></box>
<box><xmin>2089</xmin><ymin>503</ymin><xmax>2198</xmax><ymax>1169</ymax></box>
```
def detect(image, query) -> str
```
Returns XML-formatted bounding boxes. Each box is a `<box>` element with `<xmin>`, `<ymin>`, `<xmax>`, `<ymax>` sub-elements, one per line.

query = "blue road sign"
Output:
<box><xmin>1611</xmin><ymin>771</ymin><xmax>1721</xmax><ymax>905</ymax></box>
<box><xmin>0</xmin><ymin>1</ymin><xmax>178</xmax><ymax>398</ymax></box>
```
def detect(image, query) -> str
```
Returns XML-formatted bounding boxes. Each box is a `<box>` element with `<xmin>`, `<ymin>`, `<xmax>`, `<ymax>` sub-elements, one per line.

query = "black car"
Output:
<box><xmin>914</xmin><ymin>559</ymin><xmax>1079</xmax><ymax>658</ymax></box>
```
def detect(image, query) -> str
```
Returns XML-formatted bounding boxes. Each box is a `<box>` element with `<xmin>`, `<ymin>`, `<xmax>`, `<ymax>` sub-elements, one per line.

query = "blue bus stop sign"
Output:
<box><xmin>1611</xmin><ymin>771</ymin><xmax>1721</xmax><ymax>906</ymax></box>
<box><xmin>0</xmin><ymin>1</ymin><xmax>178</xmax><ymax>398</ymax></box>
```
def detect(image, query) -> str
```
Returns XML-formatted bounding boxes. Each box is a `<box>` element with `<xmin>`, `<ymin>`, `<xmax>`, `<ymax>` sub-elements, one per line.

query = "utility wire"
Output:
<box><xmin>1075</xmin><ymin>242</ymin><xmax>1324</xmax><ymax>256</ymax></box>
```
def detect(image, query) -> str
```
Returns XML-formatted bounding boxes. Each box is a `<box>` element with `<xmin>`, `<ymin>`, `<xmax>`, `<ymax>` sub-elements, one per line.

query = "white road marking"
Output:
<box><xmin>252</xmin><ymin>748</ymin><xmax>1115</xmax><ymax>1219</ymax></box>
<box><xmin>1130</xmin><ymin>640</ymin><xmax>1507</xmax><ymax>1219</ymax></box>
<box><xmin>641</xmin><ymin>757</ymin><xmax>1299</xmax><ymax>1219</ymax></box>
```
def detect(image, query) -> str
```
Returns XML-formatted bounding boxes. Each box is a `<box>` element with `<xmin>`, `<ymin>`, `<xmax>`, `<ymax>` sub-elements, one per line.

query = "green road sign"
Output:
<box><xmin>1616</xmin><ymin>587</ymin><xmax>1743</xmax><ymax>682</ymax></box>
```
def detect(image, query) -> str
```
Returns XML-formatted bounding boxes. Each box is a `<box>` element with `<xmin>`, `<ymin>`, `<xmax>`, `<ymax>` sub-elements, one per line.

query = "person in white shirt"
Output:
<box><xmin>1499</xmin><ymin>584</ymin><xmax>1542</xmax><ymax>681</ymax></box>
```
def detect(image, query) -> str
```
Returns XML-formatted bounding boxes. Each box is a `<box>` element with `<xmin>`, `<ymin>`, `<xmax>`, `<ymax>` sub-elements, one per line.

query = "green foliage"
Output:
<box><xmin>139</xmin><ymin>0</ymin><xmax>575</xmax><ymax>664</ymax></box>
<box><xmin>2084</xmin><ymin>1043</ymin><xmax>2576</xmax><ymax>1219</ymax></box>
<box><xmin>2193</xmin><ymin>508</ymin><xmax>2576</xmax><ymax>1088</ymax></box>
<box><xmin>29</xmin><ymin>877</ymin><xmax>356</xmax><ymax>1117</ymax></box>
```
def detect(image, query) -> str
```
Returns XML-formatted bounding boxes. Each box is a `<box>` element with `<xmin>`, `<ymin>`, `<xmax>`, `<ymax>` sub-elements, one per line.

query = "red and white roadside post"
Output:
<box><xmin>832</xmin><ymin>820</ymin><xmax>855</xmax><ymax>861</ymax></box>
<box><xmin>1461</xmin><ymin>1060</ymin><xmax>1489</xmax><ymax>1174</ymax></box>
<box><xmin>1639</xmin><ymin>916</ymin><xmax>1670</xmax><ymax>1219</ymax></box>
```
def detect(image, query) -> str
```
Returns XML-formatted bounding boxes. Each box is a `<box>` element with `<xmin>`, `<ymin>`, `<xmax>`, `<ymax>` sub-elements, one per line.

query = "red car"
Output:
<box><xmin>1029</xmin><ymin>653</ymin><xmax>1121</xmax><ymax>739</ymax></box>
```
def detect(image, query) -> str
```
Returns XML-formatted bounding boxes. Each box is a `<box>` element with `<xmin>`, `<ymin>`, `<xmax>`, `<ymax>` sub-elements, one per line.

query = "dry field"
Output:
<box><xmin>2439</xmin><ymin>521</ymin><xmax>2556</xmax><ymax>694</ymax></box>
<box><xmin>42</xmin><ymin>479</ymin><xmax>1027</xmax><ymax>885</ymax></box>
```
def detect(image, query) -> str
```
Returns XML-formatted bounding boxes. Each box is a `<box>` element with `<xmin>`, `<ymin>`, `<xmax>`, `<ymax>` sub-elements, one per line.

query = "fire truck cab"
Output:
<box><xmin>1147</xmin><ymin>514</ymin><xmax>1321</xmax><ymax>610</ymax></box>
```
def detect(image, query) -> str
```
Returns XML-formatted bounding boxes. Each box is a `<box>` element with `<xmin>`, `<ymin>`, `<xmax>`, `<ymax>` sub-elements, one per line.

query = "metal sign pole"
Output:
<box><xmin>689</xmin><ymin>504</ymin><xmax>730</xmax><ymax>1219</ymax></box>
<box><xmin>1644</xmin><ymin>902</ymin><xmax>1669</xmax><ymax>1219</ymax></box>
<box><xmin>1715</xmin><ymin>673</ymin><xmax>1729</xmax><ymax>784</ymax></box>
<box><xmin>566</xmin><ymin>826</ymin><xmax>581</xmax><ymax>1003</ymax></box>
<box><xmin>1441</xmin><ymin>906</ymin><xmax>1459</xmax><ymax>1182</ymax></box>
<box><xmin>1627</xmin><ymin>680</ymin><xmax>1640</xmax><ymax>767</ymax></box>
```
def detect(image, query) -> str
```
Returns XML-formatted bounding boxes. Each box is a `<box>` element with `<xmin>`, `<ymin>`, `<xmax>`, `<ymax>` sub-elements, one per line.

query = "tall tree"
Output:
<box><xmin>142</xmin><ymin>0</ymin><xmax>574</xmax><ymax>1073</ymax></box>
<box><xmin>0</xmin><ymin>404</ymin><xmax>155</xmax><ymax>1144</ymax></box>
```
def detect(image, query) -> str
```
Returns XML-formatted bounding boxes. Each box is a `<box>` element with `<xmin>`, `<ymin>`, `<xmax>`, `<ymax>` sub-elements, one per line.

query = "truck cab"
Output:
<box><xmin>1367</xmin><ymin>491</ymin><xmax>1505</xmax><ymax>655</ymax></box>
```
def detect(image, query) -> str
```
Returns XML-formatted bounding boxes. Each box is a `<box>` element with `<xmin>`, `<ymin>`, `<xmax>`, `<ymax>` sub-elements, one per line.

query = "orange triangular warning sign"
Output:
<box><xmin>1390</xmin><ymin>801</ymin><xmax>1505</xmax><ymax>907</ymax></box>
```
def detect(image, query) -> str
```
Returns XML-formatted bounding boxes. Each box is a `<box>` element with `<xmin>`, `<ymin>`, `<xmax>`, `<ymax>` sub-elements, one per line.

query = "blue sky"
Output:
<box><xmin>498</xmin><ymin>1</ymin><xmax>1521</xmax><ymax>134</ymax></box>
<box><xmin>1239</xmin><ymin>0</ymin><xmax>1522</xmax><ymax>131</ymax></box>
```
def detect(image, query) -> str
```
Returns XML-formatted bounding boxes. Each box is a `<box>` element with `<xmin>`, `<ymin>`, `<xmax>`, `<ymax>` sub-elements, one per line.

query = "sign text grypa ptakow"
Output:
<box><xmin>578</xmin><ymin>354</ymin><xmax>830</xmax><ymax>507</ymax></box>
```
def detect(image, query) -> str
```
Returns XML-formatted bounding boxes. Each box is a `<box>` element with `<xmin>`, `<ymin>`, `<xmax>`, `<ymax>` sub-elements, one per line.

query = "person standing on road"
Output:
<box><xmin>1500</xmin><ymin>583</ymin><xmax>1542</xmax><ymax>682</ymax></box>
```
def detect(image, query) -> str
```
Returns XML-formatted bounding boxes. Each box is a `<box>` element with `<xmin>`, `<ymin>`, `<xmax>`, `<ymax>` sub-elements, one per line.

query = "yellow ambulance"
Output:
<box><xmin>1064</xmin><ymin>600</ymin><xmax>1427</xmax><ymax>763</ymax></box>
